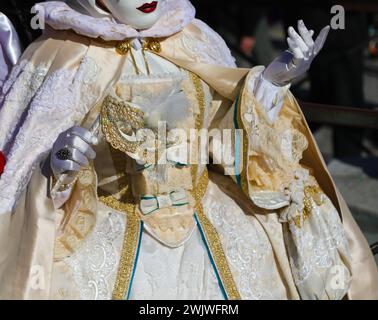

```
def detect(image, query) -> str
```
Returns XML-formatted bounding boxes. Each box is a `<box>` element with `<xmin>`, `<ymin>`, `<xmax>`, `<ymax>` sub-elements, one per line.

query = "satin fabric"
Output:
<box><xmin>0</xmin><ymin>22</ymin><xmax>376</xmax><ymax>299</ymax></box>
<box><xmin>0</xmin><ymin>12</ymin><xmax>22</xmax><ymax>84</ymax></box>
<box><xmin>0</xmin><ymin>164</ymin><xmax>56</xmax><ymax>299</ymax></box>
<box><xmin>157</xmin><ymin>23</ymin><xmax>248</xmax><ymax>100</ymax></box>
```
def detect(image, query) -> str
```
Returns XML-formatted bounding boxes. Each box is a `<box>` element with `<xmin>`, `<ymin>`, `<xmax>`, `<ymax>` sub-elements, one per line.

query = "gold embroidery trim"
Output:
<box><xmin>190</xmin><ymin>73</ymin><xmax>241</xmax><ymax>300</ymax></box>
<box><xmin>189</xmin><ymin>72</ymin><xmax>205</xmax><ymax>135</ymax></box>
<box><xmin>112</xmin><ymin>214</ymin><xmax>141</xmax><ymax>300</ymax></box>
<box><xmin>98</xmin><ymin>147</ymin><xmax>141</xmax><ymax>300</ymax></box>
<box><xmin>236</xmin><ymin>90</ymin><xmax>250</xmax><ymax>195</ymax></box>
<box><xmin>292</xmin><ymin>185</ymin><xmax>324</xmax><ymax>228</ymax></box>
<box><xmin>99</xmin><ymin>194</ymin><xmax>141</xmax><ymax>300</ymax></box>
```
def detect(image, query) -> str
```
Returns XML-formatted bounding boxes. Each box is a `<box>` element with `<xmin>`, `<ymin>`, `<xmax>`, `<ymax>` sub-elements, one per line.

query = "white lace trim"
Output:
<box><xmin>0</xmin><ymin>57</ymin><xmax>99</xmax><ymax>214</ymax></box>
<box><xmin>0</xmin><ymin>60</ymin><xmax>48</xmax><ymax>152</ymax></box>
<box><xmin>120</xmin><ymin>71</ymin><xmax>185</xmax><ymax>84</ymax></box>
<box><xmin>37</xmin><ymin>0</ymin><xmax>195</xmax><ymax>41</ymax></box>
<box><xmin>285</xmin><ymin>194</ymin><xmax>351</xmax><ymax>299</ymax></box>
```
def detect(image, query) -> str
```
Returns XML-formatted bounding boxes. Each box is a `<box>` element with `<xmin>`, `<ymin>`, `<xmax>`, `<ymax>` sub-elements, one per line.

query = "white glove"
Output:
<box><xmin>51</xmin><ymin>126</ymin><xmax>98</xmax><ymax>184</ymax></box>
<box><xmin>263</xmin><ymin>20</ymin><xmax>330</xmax><ymax>86</ymax></box>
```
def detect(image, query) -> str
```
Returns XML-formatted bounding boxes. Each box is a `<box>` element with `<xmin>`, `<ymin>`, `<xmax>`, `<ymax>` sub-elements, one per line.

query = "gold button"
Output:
<box><xmin>115</xmin><ymin>41</ymin><xmax>131</xmax><ymax>55</ymax></box>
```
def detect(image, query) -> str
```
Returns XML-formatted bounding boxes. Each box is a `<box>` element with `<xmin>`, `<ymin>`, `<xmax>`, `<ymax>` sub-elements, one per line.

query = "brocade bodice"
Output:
<box><xmin>91</xmin><ymin>44</ymin><xmax>212</xmax><ymax>247</ymax></box>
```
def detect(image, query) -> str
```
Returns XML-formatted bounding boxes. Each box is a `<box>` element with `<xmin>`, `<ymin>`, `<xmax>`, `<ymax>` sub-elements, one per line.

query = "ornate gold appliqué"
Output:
<box><xmin>292</xmin><ymin>185</ymin><xmax>324</xmax><ymax>228</ymax></box>
<box><xmin>101</xmin><ymin>95</ymin><xmax>145</xmax><ymax>155</ymax></box>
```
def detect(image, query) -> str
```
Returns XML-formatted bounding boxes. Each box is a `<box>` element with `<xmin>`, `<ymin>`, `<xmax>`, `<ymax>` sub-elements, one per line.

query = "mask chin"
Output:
<box><xmin>101</xmin><ymin>0</ymin><xmax>162</xmax><ymax>30</ymax></box>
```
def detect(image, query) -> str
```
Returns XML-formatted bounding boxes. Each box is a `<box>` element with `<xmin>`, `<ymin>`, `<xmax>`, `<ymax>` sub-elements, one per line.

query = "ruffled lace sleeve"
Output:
<box><xmin>214</xmin><ymin>67</ymin><xmax>352</xmax><ymax>299</ymax></box>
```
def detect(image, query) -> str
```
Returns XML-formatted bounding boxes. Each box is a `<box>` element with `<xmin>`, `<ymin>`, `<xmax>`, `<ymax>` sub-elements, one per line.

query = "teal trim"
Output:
<box><xmin>170</xmin><ymin>191</ymin><xmax>189</xmax><ymax>207</ymax></box>
<box><xmin>141</xmin><ymin>196</ymin><xmax>156</xmax><ymax>200</ymax></box>
<box><xmin>141</xmin><ymin>192</ymin><xmax>189</xmax><ymax>215</ymax></box>
<box><xmin>126</xmin><ymin>221</ymin><xmax>144</xmax><ymax>300</ymax></box>
<box><xmin>233</xmin><ymin>94</ymin><xmax>241</xmax><ymax>186</ymax></box>
<box><xmin>140</xmin><ymin>196</ymin><xmax>159</xmax><ymax>215</ymax></box>
<box><xmin>173</xmin><ymin>202</ymin><xmax>189</xmax><ymax>207</ymax></box>
<box><xmin>142</xmin><ymin>208</ymin><xmax>159</xmax><ymax>215</ymax></box>
<box><xmin>142</xmin><ymin>202</ymin><xmax>189</xmax><ymax>215</ymax></box>
<box><xmin>175</xmin><ymin>163</ymin><xmax>188</xmax><ymax>168</ymax></box>
<box><xmin>168</xmin><ymin>160</ymin><xmax>188</xmax><ymax>168</ymax></box>
<box><xmin>136</xmin><ymin>164</ymin><xmax>153</xmax><ymax>172</ymax></box>
<box><xmin>194</xmin><ymin>213</ymin><xmax>228</xmax><ymax>300</ymax></box>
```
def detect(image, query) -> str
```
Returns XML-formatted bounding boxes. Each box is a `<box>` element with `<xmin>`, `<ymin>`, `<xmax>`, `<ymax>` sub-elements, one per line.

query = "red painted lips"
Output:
<box><xmin>137</xmin><ymin>1</ymin><xmax>158</xmax><ymax>14</ymax></box>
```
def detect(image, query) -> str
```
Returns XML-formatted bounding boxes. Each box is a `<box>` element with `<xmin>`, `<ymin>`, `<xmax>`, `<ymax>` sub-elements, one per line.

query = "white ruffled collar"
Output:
<box><xmin>36</xmin><ymin>0</ymin><xmax>196</xmax><ymax>41</ymax></box>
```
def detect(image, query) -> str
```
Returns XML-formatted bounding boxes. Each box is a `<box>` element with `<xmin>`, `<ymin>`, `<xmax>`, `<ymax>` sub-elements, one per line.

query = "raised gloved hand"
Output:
<box><xmin>51</xmin><ymin>126</ymin><xmax>98</xmax><ymax>184</ymax></box>
<box><xmin>263</xmin><ymin>20</ymin><xmax>330</xmax><ymax>86</ymax></box>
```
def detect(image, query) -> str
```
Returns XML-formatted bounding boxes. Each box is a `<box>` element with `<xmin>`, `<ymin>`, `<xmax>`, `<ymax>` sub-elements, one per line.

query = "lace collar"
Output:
<box><xmin>35</xmin><ymin>0</ymin><xmax>196</xmax><ymax>41</ymax></box>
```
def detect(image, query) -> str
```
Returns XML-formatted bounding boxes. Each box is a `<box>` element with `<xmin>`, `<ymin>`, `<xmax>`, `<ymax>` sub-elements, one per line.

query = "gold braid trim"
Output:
<box><xmin>190</xmin><ymin>73</ymin><xmax>241</xmax><ymax>300</ymax></box>
<box><xmin>236</xmin><ymin>88</ymin><xmax>250</xmax><ymax>195</ymax></box>
<box><xmin>99</xmin><ymin>193</ymin><xmax>141</xmax><ymax>300</ymax></box>
<box><xmin>98</xmin><ymin>147</ymin><xmax>141</xmax><ymax>300</ymax></box>
<box><xmin>192</xmin><ymin>170</ymin><xmax>241</xmax><ymax>300</ymax></box>
<box><xmin>113</xmin><ymin>206</ymin><xmax>140</xmax><ymax>301</ymax></box>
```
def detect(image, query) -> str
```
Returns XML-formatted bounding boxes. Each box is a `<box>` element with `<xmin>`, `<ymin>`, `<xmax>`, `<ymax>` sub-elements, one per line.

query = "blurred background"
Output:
<box><xmin>1</xmin><ymin>0</ymin><xmax>378</xmax><ymax>261</ymax></box>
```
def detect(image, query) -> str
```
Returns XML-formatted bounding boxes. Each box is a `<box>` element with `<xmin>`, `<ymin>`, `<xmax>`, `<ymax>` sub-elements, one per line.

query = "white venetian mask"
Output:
<box><xmin>100</xmin><ymin>0</ymin><xmax>162</xmax><ymax>30</ymax></box>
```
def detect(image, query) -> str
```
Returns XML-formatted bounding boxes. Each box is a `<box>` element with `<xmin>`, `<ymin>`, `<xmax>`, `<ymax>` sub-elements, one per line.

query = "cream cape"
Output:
<box><xmin>0</xmin><ymin>1</ymin><xmax>376</xmax><ymax>299</ymax></box>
